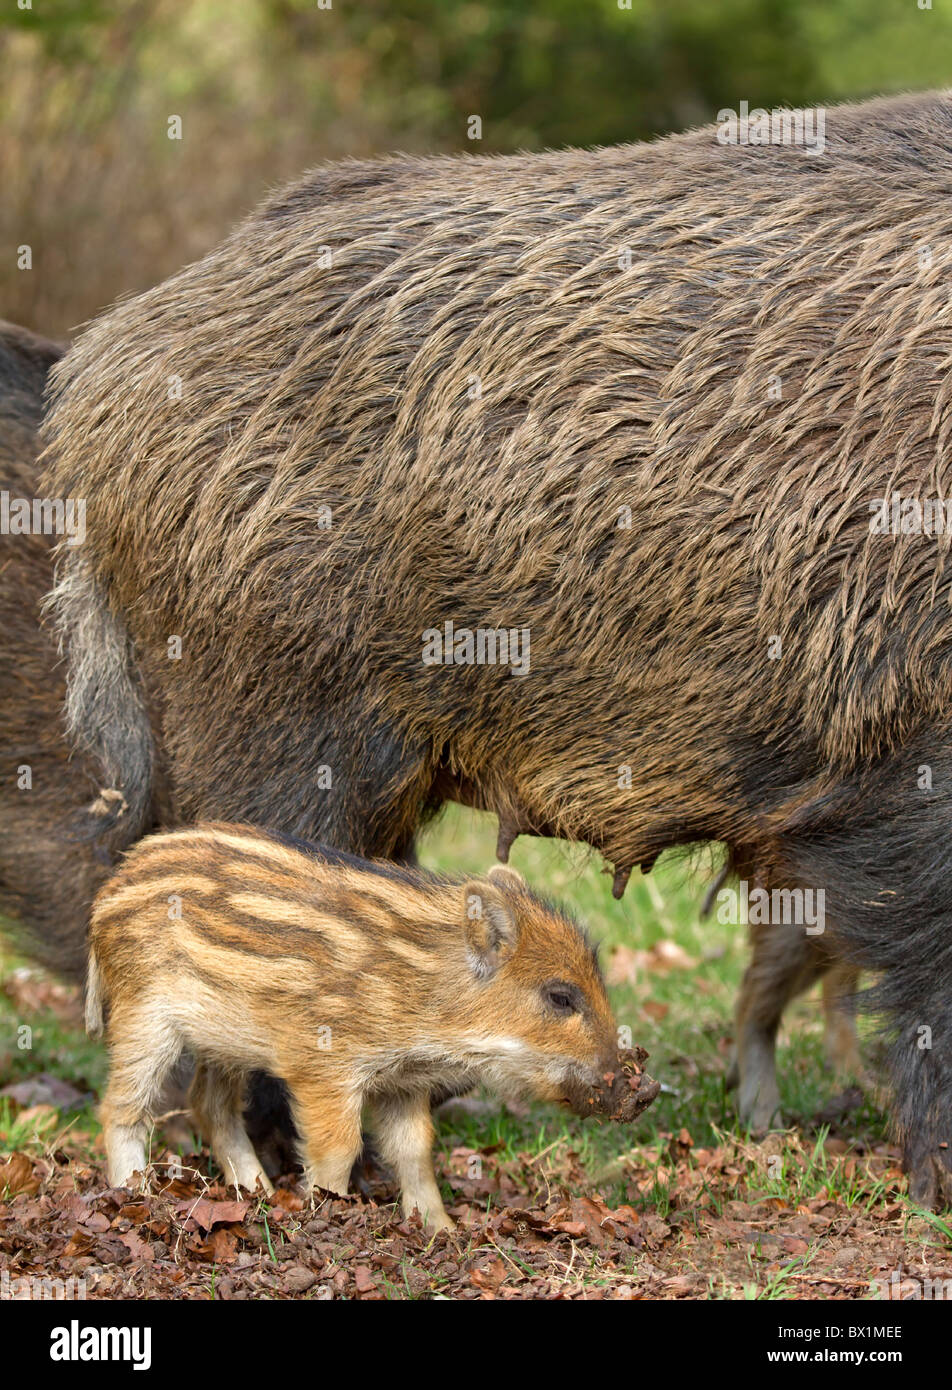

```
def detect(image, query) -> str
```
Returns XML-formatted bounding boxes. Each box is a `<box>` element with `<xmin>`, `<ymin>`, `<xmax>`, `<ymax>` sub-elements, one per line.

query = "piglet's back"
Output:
<box><xmin>87</xmin><ymin>822</ymin><xmax>466</xmax><ymax>1018</ymax></box>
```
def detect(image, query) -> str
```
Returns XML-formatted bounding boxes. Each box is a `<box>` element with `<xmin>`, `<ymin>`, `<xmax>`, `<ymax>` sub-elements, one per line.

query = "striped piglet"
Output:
<box><xmin>86</xmin><ymin>822</ymin><xmax>657</xmax><ymax>1230</ymax></box>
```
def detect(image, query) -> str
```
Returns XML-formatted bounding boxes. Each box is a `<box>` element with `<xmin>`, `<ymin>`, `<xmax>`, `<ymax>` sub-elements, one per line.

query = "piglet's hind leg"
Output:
<box><xmin>100</xmin><ymin>1009</ymin><xmax>181</xmax><ymax>1188</ymax></box>
<box><xmin>286</xmin><ymin>1076</ymin><xmax>362</xmax><ymax>1199</ymax></box>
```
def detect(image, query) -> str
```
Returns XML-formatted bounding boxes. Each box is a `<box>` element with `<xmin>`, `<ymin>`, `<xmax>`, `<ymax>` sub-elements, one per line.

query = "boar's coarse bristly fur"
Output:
<box><xmin>44</xmin><ymin>91</ymin><xmax>952</xmax><ymax>1203</ymax></box>
<box><xmin>0</xmin><ymin>322</ymin><xmax>107</xmax><ymax>980</ymax></box>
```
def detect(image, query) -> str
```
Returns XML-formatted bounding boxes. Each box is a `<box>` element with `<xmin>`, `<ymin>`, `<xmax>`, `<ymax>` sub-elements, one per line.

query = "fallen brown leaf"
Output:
<box><xmin>0</xmin><ymin>1152</ymin><xmax>39</xmax><ymax>1197</ymax></box>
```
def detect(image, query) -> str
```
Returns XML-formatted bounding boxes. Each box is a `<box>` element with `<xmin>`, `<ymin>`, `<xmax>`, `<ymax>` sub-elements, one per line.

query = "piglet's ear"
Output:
<box><xmin>462</xmin><ymin>880</ymin><xmax>520</xmax><ymax>978</ymax></box>
<box><xmin>487</xmin><ymin>865</ymin><xmax>526</xmax><ymax>892</ymax></box>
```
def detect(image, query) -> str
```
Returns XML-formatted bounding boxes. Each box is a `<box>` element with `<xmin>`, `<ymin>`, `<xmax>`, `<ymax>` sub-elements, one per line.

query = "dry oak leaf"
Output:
<box><xmin>470</xmin><ymin>1258</ymin><xmax>507</xmax><ymax>1294</ymax></box>
<box><xmin>118</xmin><ymin>1230</ymin><xmax>154</xmax><ymax>1262</ymax></box>
<box><xmin>189</xmin><ymin>1226</ymin><xmax>239</xmax><ymax>1264</ymax></box>
<box><xmin>0</xmin><ymin>1152</ymin><xmax>39</xmax><ymax>1198</ymax></box>
<box><xmin>181</xmin><ymin>1198</ymin><xmax>249</xmax><ymax>1233</ymax></box>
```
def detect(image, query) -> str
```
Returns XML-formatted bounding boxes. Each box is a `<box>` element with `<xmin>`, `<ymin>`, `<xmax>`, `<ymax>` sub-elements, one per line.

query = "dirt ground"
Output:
<box><xmin>2</xmin><ymin>1121</ymin><xmax>950</xmax><ymax>1301</ymax></box>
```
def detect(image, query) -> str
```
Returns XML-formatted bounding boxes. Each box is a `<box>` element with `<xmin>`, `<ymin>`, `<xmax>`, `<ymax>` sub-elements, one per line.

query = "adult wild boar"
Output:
<box><xmin>45</xmin><ymin>91</ymin><xmax>952</xmax><ymax>1203</ymax></box>
<box><xmin>0</xmin><ymin>320</ymin><xmax>114</xmax><ymax>981</ymax></box>
<box><xmin>0</xmin><ymin>329</ymin><xmax>810</xmax><ymax>1142</ymax></box>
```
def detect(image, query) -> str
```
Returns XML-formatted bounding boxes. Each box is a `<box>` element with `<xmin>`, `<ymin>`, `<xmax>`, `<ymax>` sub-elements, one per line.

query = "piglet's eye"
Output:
<box><xmin>543</xmin><ymin>981</ymin><xmax>579</xmax><ymax>1016</ymax></box>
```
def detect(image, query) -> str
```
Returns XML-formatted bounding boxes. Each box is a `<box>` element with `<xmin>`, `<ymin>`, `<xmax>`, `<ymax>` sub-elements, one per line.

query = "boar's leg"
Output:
<box><xmin>779</xmin><ymin>766</ymin><xmax>952</xmax><ymax>1211</ymax></box>
<box><xmin>887</xmin><ymin>998</ymin><xmax>952</xmax><ymax>1211</ymax></box>
<box><xmin>821</xmin><ymin>962</ymin><xmax>862</xmax><ymax>1080</ymax></box>
<box><xmin>732</xmin><ymin>917</ymin><xmax>828</xmax><ymax>1133</ymax></box>
<box><xmin>368</xmin><ymin>1092</ymin><xmax>452</xmax><ymax>1231</ymax></box>
<box><xmin>189</xmin><ymin>1061</ymin><xmax>273</xmax><ymax>1194</ymax></box>
<box><xmin>727</xmin><ymin>942</ymin><xmax>861</xmax><ymax>1102</ymax></box>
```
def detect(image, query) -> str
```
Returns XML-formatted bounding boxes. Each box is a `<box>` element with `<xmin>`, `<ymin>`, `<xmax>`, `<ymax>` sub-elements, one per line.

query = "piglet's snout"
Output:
<box><xmin>561</xmin><ymin>1046</ymin><xmax>661</xmax><ymax>1123</ymax></box>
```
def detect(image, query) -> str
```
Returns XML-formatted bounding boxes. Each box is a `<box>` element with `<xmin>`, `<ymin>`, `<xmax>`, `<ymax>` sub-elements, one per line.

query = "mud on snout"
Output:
<box><xmin>561</xmin><ymin>1047</ymin><xmax>661</xmax><ymax>1123</ymax></box>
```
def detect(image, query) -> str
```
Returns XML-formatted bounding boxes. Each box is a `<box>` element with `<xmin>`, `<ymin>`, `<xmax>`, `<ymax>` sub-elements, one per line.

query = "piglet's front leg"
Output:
<box><xmin>370</xmin><ymin>1093</ymin><xmax>453</xmax><ymax>1232</ymax></box>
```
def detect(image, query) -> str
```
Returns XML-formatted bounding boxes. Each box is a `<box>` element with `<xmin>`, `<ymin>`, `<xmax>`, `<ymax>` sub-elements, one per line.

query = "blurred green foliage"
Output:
<box><xmin>1</xmin><ymin>0</ymin><xmax>950</xmax><ymax>331</ymax></box>
<box><xmin>6</xmin><ymin>0</ymin><xmax>951</xmax><ymax>149</ymax></box>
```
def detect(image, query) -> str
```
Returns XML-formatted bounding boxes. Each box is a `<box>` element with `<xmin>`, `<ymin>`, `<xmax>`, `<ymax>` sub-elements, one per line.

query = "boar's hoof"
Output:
<box><xmin>737</xmin><ymin>1092</ymin><xmax>783</xmax><ymax>1137</ymax></box>
<box><xmin>906</xmin><ymin>1148</ymin><xmax>952</xmax><ymax>1212</ymax></box>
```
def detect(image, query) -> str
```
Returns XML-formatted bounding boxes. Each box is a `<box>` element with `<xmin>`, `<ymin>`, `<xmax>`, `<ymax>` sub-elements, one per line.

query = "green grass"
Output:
<box><xmin>0</xmin><ymin>995</ymin><xmax>105</xmax><ymax>1094</ymax></box>
<box><xmin>0</xmin><ymin>962</ymin><xmax>104</xmax><ymax>1156</ymax></box>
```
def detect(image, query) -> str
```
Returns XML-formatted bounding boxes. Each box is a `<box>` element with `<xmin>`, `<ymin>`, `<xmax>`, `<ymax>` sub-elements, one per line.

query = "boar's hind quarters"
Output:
<box><xmin>47</xmin><ymin>545</ymin><xmax>154</xmax><ymax>847</ymax></box>
<box><xmin>0</xmin><ymin>320</ymin><xmax>111</xmax><ymax>983</ymax></box>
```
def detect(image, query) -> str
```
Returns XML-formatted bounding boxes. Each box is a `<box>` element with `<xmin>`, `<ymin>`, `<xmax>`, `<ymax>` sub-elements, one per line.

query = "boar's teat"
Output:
<box><xmin>611</xmin><ymin>863</ymin><xmax>633</xmax><ymax>899</ymax></box>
